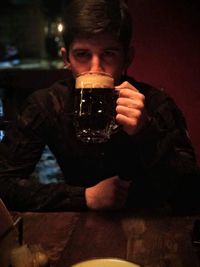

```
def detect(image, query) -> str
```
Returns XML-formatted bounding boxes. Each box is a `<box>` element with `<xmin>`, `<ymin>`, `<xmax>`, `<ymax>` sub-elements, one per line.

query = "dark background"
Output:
<box><xmin>127</xmin><ymin>0</ymin><xmax>200</xmax><ymax>163</ymax></box>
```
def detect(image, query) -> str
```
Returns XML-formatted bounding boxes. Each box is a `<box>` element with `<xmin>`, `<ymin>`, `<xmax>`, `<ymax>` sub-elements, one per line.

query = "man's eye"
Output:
<box><xmin>103</xmin><ymin>51</ymin><xmax>114</xmax><ymax>56</ymax></box>
<box><xmin>74</xmin><ymin>51</ymin><xmax>91</xmax><ymax>61</ymax></box>
<box><xmin>102</xmin><ymin>51</ymin><xmax>117</xmax><ymax>61</ymax></box>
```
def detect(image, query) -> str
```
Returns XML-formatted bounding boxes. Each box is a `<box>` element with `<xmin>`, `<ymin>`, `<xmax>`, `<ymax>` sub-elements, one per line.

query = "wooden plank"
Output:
<box><xmin>20</xmin><ymin>211</ymin><xmax>200</xmax><ymax>267</ymax></box>
<box><xmin>22</xmin><ymin>212</ymin><xmax>80</xmax><ymax>267</ymax></box>
<box><xmin>124</xmin><ymin>216</ymin><xmax>200</xmax><ymax>267</ymax></box>
<box><xmin>57</xmin><ymin>211</ymin><xmax>128</xmax><ymax>267</ymax></box>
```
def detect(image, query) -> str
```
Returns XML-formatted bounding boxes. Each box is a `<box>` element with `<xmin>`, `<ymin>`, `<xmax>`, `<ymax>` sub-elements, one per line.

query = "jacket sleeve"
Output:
<box><xmin>0</xmin><ymin>93</ymin><xmax>87</xmax><ymax>212</ymax></box>
<box><xmin>130</xmin><ymin>87</ymin><xmax>200</xmax><ymax>213</ymax></box>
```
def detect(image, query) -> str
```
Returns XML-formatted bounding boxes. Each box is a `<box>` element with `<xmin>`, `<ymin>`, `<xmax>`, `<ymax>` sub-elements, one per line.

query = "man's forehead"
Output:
<box><xmin>70</xmin><ymin>34</ymin><xmax>123</xmax><ymax>50</ymax></box>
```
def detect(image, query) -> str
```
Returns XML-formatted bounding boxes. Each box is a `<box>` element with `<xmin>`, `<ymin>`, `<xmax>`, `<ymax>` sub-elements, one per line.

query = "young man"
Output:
<box><xmin>0</xmin><ymin>0</ymin><xmax>199</xmax><ymax>212</ymax></box>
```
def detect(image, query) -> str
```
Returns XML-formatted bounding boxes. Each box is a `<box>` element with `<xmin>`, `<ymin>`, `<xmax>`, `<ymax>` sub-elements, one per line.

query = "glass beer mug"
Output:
<box><xmin>74</xmin><ymin>71</ymin><xmax>119</xmax><ymax>143</ymax></box>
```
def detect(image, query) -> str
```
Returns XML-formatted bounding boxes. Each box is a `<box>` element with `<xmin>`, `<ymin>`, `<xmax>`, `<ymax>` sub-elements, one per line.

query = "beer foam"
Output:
<box><xmin>76</xmin><ymin>72</ymin><xmax>114</xmax><ymax>89</ymax></box>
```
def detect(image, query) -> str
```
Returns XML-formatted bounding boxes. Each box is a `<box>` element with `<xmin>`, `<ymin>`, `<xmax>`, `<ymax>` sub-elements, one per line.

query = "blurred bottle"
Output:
<box><xmin>0</xmin><ymin>88</ymin><xmax>5</xmax><ymax>140</ymax></box>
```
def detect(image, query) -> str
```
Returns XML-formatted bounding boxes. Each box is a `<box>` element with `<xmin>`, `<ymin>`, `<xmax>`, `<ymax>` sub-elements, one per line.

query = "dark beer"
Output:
<box><xmin>74</xmin><ymin>88</ymin><xmax>117</xmax><ymax>143</ymax></box>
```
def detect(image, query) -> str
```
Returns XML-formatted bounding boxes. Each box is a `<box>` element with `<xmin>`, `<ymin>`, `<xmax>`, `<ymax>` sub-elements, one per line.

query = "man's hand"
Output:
<box><xmin>115</xmin><ymin>81</ymin><xmax>149</xmax><ymax>135</ymax></box>
<box><xmin>85</xmin><ymin>176</ymin><xmax>131</xmax><ymax>210</ymax></box>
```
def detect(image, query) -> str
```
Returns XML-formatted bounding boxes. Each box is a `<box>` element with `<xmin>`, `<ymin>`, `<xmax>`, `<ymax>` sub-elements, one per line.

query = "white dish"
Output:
<box><xmin>71</xmin><ymin>258</ymin><xmax>141</xmax><ymax>267</ymax></box>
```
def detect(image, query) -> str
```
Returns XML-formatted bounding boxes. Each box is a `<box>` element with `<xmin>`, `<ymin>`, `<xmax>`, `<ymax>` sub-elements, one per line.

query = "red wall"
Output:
<box><xmin>127</xmin><ymin>1</ymin><xmax>200</xmax><ymax>164</ymax></box>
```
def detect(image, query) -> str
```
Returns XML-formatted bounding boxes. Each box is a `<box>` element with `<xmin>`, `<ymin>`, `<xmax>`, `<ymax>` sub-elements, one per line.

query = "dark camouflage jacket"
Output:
<box><xmin>0</xmin><ymin>74</ymin><xmax>199</xmax><ymax>212</ymax></box>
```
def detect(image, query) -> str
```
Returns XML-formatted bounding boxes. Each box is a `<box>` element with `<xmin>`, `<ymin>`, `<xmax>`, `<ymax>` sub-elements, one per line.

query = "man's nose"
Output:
<box><xmin>90</xmin><ymin>55</ymin><xmax>104</xmax><ymax>72</ymax></box>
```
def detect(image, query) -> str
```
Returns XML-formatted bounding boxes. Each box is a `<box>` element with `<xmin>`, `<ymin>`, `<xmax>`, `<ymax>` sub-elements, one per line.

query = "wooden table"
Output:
<box><xmin>18</xmin><ymin>211</ymin><xmax>200</xmax><ymax>267</ymax></box>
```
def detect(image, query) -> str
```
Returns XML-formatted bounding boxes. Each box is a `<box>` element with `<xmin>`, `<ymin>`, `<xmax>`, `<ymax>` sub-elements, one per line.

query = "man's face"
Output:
<box><xmin>67</xmin><ymin>33</ymin><xmax>129</xmax><ymax>85</ymax></box>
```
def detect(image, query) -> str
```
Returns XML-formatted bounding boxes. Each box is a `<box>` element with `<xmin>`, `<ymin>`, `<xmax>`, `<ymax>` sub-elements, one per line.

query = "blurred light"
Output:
<box><xmin>44</xmin><ymin>26</ymin><xmax>48</xmax><ymax>34</ymax></box>
<box><xmin>58</xmin><ymin>23</ymin><xmax>63</xmax><ymax>33</ymax></box>
<box><xmin>55</xmin><ymin>36</ymin><xmax>59</xmax><ymax>42</ymax></box>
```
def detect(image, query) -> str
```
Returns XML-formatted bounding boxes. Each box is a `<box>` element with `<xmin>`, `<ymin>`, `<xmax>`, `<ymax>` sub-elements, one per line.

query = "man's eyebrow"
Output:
<box><xmin>71</xmin><ymin>48</ymin><xmax>90</xmax><ymax>52</ymax></box>
<box><xmin>71</xmin><ymin>47</ymin><xmax>121</xmax><ymax>52</ymax></box>
<box><xmin>104</xmin><ymin>46</ymin><xmax>121</xmax><ymax>51</ymax></box>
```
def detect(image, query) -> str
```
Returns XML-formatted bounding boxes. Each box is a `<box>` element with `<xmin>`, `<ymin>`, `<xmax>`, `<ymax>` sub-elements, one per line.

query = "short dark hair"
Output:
<box><xmin>62</xmin><ymin>0</ymin><xmax>133</xmax><ymax>53</ymax></box>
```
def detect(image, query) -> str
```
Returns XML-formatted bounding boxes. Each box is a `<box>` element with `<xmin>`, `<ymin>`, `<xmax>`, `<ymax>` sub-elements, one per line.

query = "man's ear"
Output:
<box><xmin>125</xmin><ymin>45</ymin><xmax>135</xmax><ymax>68</ymax></box>
<box><xmin>60</xmin><ymin>47</ymin><xmax>71</xmax><ymax>69</ymax></box>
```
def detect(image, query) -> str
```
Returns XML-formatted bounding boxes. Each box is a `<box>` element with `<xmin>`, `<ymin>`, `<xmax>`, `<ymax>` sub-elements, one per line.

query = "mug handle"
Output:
<box><xmin>110</xmin><ymin>90</ymin><xmax>122</xmax><ymax>135</ymax></box>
